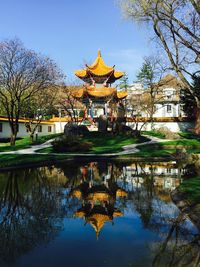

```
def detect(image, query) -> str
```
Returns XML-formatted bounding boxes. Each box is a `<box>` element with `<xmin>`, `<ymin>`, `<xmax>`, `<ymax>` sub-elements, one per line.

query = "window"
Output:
<box><xmin>0</xmin><ymin>123</ymin><xmax>2</xmax><ymax>132</ymax></box>
<box><xmin>167</xmin><ymin>168</ymin><xmax>171</xmax><ymax>173</ymax></box>
<box><xmin>38</xmin><ymin>125</ymin><xmax>42</xmax><ymax>132</ymax></box>
<box><xmin>48</xmin><ymin>126</ymin><xmax>52</xmax><ymax>133</ymax></box>
<box><xmin>167</xmin><ymin>105</ymin><xmax>172</xmax><ymax>113</ymax></box>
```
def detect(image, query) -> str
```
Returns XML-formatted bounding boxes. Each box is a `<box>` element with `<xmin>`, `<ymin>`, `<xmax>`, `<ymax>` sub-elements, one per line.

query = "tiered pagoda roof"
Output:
<box><xmin>72</xmin><ymin>86</ymin><xmax>127</xmax><ymax>100</ymax></box>
<box><xmin>75</xmin><ymin>50</ymin><xmax>124</xmax><ymax>83</ymax></box>
<box><xmin>73</xmin><ymin>50</ymin><xmax>128</xmax><ymax>101</ymax></box>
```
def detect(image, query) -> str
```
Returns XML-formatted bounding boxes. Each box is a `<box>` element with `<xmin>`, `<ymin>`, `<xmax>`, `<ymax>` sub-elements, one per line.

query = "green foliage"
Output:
<box><xmin>136</xmin><ymin>61</ymin><xmax>154</xmax><ymax>88</ymax></box>
<box><xmin>119</xmin><ymin>73</ymin><xmax>129</xmax><ymax>90</ymax></box>
<box><xmin>181</xmin><ymin>75</ymin><xmax>200</xmax><ymax>117</ymax></box>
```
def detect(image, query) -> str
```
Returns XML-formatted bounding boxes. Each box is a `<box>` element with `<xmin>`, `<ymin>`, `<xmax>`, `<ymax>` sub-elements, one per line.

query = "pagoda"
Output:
<box><xmin>73</xmin><ymin>50</ymin><xmax>128</xmax><ymax>118</ymax></box>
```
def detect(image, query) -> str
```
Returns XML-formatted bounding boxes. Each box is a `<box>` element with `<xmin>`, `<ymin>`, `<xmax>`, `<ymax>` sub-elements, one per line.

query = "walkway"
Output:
<box><xmin>0</xmin><ymin>135</ymin><xmax>169</xmax><ymax>157</ymax></box>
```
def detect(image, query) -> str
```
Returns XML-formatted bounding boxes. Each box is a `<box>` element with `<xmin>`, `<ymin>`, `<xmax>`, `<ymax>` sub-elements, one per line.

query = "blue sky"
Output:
<box><xmin>0</xmin><ymin>0</ymin><xmax>152</xmax><ymax>84</ymax></box>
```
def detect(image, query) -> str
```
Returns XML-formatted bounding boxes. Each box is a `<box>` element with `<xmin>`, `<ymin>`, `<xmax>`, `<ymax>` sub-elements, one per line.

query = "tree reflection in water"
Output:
<box><xmin>0</xmin><ymin>168</ymin><xmax>67</xmax><ymax>264</ymax></box>
<box><xmin>0</xmin><ymin>161</ymin><xmax>199</xmax><ymax>266</ymax></box>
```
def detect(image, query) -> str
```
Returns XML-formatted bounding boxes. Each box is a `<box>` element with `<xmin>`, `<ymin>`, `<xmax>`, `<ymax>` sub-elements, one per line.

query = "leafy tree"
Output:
<box><xmin>119</xmin><ymin>72</ymin><xmax>129</xmax><ymax>91</ymax></box>
<box><xmin>136</xmin><ymin>61</ymin><xmax>155</xmax><ymax>88</ymax></box>
<box><xmin>181</xmin><ymin>75</ymin><xmax>200</xmax><ymax>122</ymax></box>
<box><xmin>128</xmin><ymin>56</ymin><xmax>165</xmax><ymax>130</ymax></box>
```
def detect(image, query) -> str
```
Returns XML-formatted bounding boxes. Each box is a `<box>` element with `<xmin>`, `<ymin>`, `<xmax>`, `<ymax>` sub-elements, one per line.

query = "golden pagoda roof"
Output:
<box><xmin>87</xmin><ymin>192</ymin><xmax>110</xmax><ymax>202</ymax></box>
<box><xmin>88</xmin><ymin>213</ymin><xmax>112</xmax><ymax>239</ymax></box>
<box><xmin>117</xmin><ymin>91</ymin><xmax>128</xmax><ymax>100</ymax></box>
<box><xmin>116</xmin><ymin>189</ymin><xmax>127</xmax><ymax>197</ymax></box>
<box><xmin>72</xmin><ymin>86</ymin><xmax>127</xmax><ymax>100</ymax></box>
<box><xmin>113</xmin><ymin>210</ymin><xmax>123</xmax><ymax>217</ymax></box>
<box><xmin>75</xmin><ymin>210</ymin><xmax>85</xmax><ymax>218</ymax></box>
<box><xmin>71</xmin><ymin>189</ymin><xmax>82</xmax><ymax>199</ymax></box>
<box><xmin>87</xmin><ymin>86</ymin><xmax>116</xmax><ymax>97</ymax></box>
<box><xmin>75</xmin><ymin>50</ymin><xmax>124</xmax><ymax>78</ymax></box>
<box><xmin>75</xmin><ymin>208</ymin><xmax>123</xmax><ymax>239</ymax></box>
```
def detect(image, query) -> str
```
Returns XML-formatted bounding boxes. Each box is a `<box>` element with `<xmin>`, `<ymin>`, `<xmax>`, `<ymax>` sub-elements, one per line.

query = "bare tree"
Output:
<box><xmin>0</xmin><ymin>39</ymin><xmax>64</xmax><ymax>145</ymax></box>
<box><xmin>120</xmin><ymin>0</ymin><xmax>200</xmax><ymax>128</ymax></box>
<box><xmin>22</xmin><ymin>87</ymin><xmax>58</xmax><ymax>143</ymax></box>
<box><xmin>127</xmin><ymin>92</ymin><xmax>151</xmax><ymax>133</ymax></box>
<box><xmin>58</xmin><ymin>85</ymin><xmax>85</xmax><ymax>124</ymax></box>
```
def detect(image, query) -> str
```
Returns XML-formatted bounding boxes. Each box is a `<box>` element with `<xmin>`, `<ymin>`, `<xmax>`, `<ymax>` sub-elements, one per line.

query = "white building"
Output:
<box><xmin>0</xmin><ymin>116</ymin><xmax>56</xmax><ymax>139</ymax></box>
<box><xmin>126</xmin><ymin>74</ymin><xmax>185</xmax><ymax>119</ymax></box>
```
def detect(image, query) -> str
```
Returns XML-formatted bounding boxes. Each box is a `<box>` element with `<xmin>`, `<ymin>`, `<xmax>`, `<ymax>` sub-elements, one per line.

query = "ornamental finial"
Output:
<box><xmin>97</xmin><ymin>49</ymin><xmax>101</xmax><ymax>57</ymax></box>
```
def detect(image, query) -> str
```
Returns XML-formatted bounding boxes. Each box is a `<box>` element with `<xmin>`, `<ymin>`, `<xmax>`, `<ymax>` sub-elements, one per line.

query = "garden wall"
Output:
<box><xmin>126</xmin><ymin>121</ymin><xmax>194</xmax><ymax>133</ymax></box>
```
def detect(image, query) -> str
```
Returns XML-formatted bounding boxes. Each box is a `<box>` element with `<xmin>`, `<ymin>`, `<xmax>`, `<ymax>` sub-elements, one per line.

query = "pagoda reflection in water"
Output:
<box><xmin>70</xmin><ymin>162</ymin><xmax>127</xmax><ymax>239</ymax></box>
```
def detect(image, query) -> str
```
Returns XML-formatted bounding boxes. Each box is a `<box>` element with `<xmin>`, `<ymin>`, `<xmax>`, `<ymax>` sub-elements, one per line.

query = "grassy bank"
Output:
<box><xmin>142</xmin><ymin>130</ymin><xmax>166</xmax><ymax>139</ymax></box>
<box><xmin>0</xmin><ymin>133</ymin><xmax>62</xmax><ymax>152</ymax></box>
<box><xmin>134</xmin><ymin>135</ymin><xmax>200</xmax><ymax>157</ymax></box>
<box><xmin>0</xmin><ymin>153</ymin><xmax>69</xmax><ymax>169</ymax></box>
<box><xmin>134</xmin><ymin>144</ymin><xmax>176</xmax><ymax>157</ymax></box>
<box><xmin>38</xmin><ymin>132</ymin><xmax>150</xmax><ymax>154</ymax></box>
<box><xmin>76</xmin><ymin>132</ymin><xmax>149</xmax><ymax>153</ymax></box>
<box><xmin>1</xmin><ymin>130</ymin><xmax>200</xmax><ymax>169</ymax></box>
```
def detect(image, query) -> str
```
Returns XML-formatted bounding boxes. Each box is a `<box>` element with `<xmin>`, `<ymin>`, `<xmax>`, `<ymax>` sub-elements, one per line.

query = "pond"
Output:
<box><xmin>0</xmin><ymin>160</ymin><xmax>199</xmax><ymax>267</ymax></box>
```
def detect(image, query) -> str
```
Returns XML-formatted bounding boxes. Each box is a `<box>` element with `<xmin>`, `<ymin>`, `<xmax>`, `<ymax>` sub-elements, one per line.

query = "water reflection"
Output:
<box><xmin>70</xmin><ymin>162</ymin><xmax>127</xmax><ymax>239</ymax></box>
<box><xmin>0</xmin><ymin>160</ymin><xmax>199</xmax><ymax>267</ymax></box>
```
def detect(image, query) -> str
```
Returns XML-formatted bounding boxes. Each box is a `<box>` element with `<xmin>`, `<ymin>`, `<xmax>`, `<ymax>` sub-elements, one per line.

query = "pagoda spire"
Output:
<box><xmin>97</xmin><ymin>49</ymin><xmax>101</xmax><ymax>57</ymax></box>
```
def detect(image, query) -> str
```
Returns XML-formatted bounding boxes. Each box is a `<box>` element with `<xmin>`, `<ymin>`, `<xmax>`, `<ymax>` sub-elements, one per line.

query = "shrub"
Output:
<box><xmin>52</xmin><ymin>136</ymin><xmax>92</xmax><ymax>152</ymax></box>
<box><xmin>156</xmin><ymin>126</ymin><xmax>180</xmax><ymax>140</ymax></box>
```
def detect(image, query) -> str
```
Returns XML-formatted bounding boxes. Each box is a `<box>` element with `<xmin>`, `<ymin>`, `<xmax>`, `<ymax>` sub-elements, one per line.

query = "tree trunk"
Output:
<box><xmin>30</xmin><ymin>133</ymin><xmax>34</xmax><ymax>143</ymax></box>
<box><xmin>194</xmin><ymin>107</ymin><xmax>200</xmax><ymax>134</ymax></box>
<box><xmin>10</xmin><ymin>133</ymin><xmax>17</xmax><ymax>146</ymax></box>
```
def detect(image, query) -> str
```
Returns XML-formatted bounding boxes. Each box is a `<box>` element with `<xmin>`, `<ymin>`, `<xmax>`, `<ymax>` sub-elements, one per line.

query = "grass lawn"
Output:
<box><xmin>134</xmin><ymin>144</ymin><xmax>176</xmax><ymax>157</ymax></box>
<box><xmin>161</xmin><ymin>139</ymin><xmax>200</xmax><ymax>146</ymax></box>
<box><xmin>143</xmin><ymin>130</ymin><xmax>200</xmax><ymax>141</ymax></box>
<box><xmin>38</xmin><ymin>132</ymin><xmax>150</xmax><ymax>154</ymax></box>
<box><xmin>36</xmin><ymin>131</ymin><xmax>200</xmax><ymax>157</ymax></box>
<box><xmin>142</xmin><ymin>130</ymin><xmax>166</xmax><ymax>139</ymax></box>
<box><xmin>133</xmin><ymin>131</ymin><xmax>200</xmax><ymax>157</ymax></box>
<box><xmin>83</xmin><ymin>132</ymin><xmax>149</xmax><ymax>153</ymax></box>
<box><xmin>0</xmin><ymin>133</ymin><xmax>62</xmax><ymax>152</ymax></box>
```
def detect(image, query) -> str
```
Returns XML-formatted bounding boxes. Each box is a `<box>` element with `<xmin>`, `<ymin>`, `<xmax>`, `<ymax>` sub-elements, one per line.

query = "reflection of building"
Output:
<box><xmin>71</xmin><ymin>162</ymin><xmax>127</xmax><ymax>239</ymax></box>
<box><xmin>119</xmin><ymin>162</ymin><xmax>183</xmax><ymax>193</ymax></box>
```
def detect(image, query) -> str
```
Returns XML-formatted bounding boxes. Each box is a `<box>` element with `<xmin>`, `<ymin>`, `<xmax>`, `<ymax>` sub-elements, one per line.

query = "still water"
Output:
<box><xmin>0</xmin><ymin>160</ymin><xmax>199</xmax><ymax>267</ymax></box>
